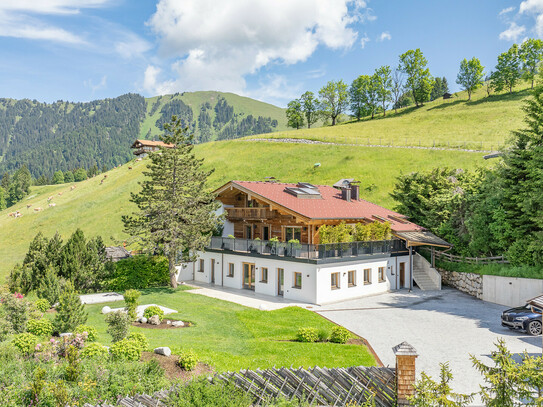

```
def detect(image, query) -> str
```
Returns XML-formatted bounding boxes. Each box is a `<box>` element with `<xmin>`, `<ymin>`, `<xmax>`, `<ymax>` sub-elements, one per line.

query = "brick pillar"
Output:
<box><xmin>393</xmin><ymin>341</ymin><xmax>418</xmax><ymax>406</ymax></box>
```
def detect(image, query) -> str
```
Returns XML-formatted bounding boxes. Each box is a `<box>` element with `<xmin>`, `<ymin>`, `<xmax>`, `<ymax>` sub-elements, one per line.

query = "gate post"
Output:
<box><xmin>393</xmin><ymin>342</ymin><xmax>418</xmax><ymax>406</ymax></box>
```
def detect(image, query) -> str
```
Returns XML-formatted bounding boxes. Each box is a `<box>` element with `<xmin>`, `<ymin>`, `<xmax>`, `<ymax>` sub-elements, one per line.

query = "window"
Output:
<box><xmin>261</xmin><ymin>267</ymin><xmax>268</xmax><ymax>283</ymax></box>
<box><xmin>246</xmin><ymin>225</ymin><xmax>252</xmax><ymax>239</ymax></box>
<box><xmin>293</xmin><ymin>272</ymin><xmax>302</xmax><ymax>289</ymax></box>
<box><xmin>285</xmin><ymin>227</ymin><xmax>301</xmax><ymax>242</ymax></box>
<box><xmin>331</xmin><ymin>272</ymin><xmax>340</xmax><ymax>289</ymax></box>
<box><xmin>348</xmin><ymin>270</ymin><xmax>356</xmax><ymax>287</ymax></box>
<box><xmin>227</xmin><ymin>263</ymin><xmax>234</xmax><ymax>277</ymax></box>
<box><xmin>198</xmin><ymin>259</ymin><xmax>204</xmax><ymax>273</ymax></box>
<box><xmin>378</xmin><ymin>267</ymin><xmax>386</xmax><ymax>282</ymax></box>
<box><xmin>363</xmin><ymin>268</ymin><xmax>372</xmax><ymax>285</ymax></box>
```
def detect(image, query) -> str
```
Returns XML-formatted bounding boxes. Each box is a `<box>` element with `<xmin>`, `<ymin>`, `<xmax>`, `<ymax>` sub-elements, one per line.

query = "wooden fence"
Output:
<box><xmin>82</xmin><ymin>365</ymin><xmax>396</xmax><ymax>407</ymax></box>
<box><xmin>424</xmin><ymin>248</ymin><xmax>509</xmax><ymax>265</ymax></box>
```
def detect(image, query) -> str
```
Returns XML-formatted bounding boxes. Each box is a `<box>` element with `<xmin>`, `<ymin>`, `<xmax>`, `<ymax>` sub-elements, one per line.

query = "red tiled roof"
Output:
<box><xmin>228</xmin><ymin>181</ymin><xmax>424</xmax><ymax>233</ymax></box>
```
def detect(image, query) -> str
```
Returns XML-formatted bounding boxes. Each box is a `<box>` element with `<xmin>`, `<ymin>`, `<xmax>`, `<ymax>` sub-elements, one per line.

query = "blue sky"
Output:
<box><xmin>0</xmin><ymin>0</ymin><xmax>541</xmax><ymax>107</ymax></box>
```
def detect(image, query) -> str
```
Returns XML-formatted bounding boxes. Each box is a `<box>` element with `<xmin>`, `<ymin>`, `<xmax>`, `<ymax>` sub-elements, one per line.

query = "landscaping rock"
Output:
<box><xmin>139</xmin><ymin>317</ymin><xmax>148</xmax><ymax>324</ymax></box>
<box><xmin>172</xmin><ymin>321</ymin><xmax>184</xmax><ymax>327</ymax></box>
<box><xmin>101</xmin><ymin>306</ymin><xmax>111</xmax><ymax>314</ymax></box>
<box><xmin>148</xmin><ymin>315</ymin><xmax>161</xmax><ymax>325</ymax></box>
<box><xmin>154</xmin><ymin>347</ymin><xmax>171</xmax><ymax>357</ymax></box>
<box><xmin>59</xmin><ymin>332</ymin><xmax>72</xmax><ymax>337</ymax></box>
<box><xmin>166</xmin><ymin>320</ymin><xmax>171</xmax><ymax>325</ymax></box>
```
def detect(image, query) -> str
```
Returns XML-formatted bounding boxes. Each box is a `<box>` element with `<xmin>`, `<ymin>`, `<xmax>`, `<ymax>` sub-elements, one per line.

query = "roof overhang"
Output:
<box><xmin>527</xmin><ymin>295</ymin><xmax>543</xmax><ymax>311</ymax></box>
<box><xmin>394</xmin><ymin>231</ymin><xmax>452</xmax><ymax>248</ymax></box>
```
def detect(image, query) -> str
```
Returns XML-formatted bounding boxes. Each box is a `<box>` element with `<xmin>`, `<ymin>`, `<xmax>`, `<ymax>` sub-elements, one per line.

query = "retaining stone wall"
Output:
<box><xmin>438</xmin><ymin>269</ymin><xmax>483</xmax><ymax>299</ymax></box>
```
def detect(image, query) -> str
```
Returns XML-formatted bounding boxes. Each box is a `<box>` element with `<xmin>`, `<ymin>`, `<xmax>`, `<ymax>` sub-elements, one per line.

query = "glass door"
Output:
<box><xmin>243</xmin><ymin>263</ymin><xmax>255</xmax><ymax>290</ymax></box>
<box><xmin>277</xmin><ymin>268</ymin><xmax>284</xmax><ymax>296</ymax></box>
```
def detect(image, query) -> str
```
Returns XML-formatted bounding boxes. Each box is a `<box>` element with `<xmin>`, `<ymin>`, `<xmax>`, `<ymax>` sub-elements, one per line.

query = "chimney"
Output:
<box><xmin>393</xmin><ymin>342</ymin><xmax>418</xmax><ymax>406</ymax></box>
<box><xmin>350</xmin><ymin>184</ymin><xmax>360</xmax><ymax>201</ymax></box>
<box><xmin>341</xmin><ymin>187</ymin><xmax>351</xmax><ymax>202</ymax></box>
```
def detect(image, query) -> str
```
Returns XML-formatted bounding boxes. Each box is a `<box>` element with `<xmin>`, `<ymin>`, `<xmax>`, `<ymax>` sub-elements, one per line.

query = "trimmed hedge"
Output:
<box><xmin>106</xmin><ymin>255</ymin><xmax>169</xmax><ymax>291</ymax></box>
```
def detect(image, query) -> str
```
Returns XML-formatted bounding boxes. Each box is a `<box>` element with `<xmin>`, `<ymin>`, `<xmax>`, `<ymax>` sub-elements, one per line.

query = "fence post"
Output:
<box><xmin>393</xmin><ymin>342</ymin><xmax>418</xmax><ymax>406</ymax></box>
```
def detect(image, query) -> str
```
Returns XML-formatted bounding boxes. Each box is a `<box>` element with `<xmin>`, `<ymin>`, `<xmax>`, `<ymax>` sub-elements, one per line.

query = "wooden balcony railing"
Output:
<box><xmin>225</xmin><ymin>207</ymin><xmax>273</xmax><ymax>220</ymax></box>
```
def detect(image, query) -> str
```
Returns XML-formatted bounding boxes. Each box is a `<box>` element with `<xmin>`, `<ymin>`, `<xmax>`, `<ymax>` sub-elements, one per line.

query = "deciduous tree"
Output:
<box><xmin>318</xmin><ymin>80</ymin><xmax>349</xmax><ymax>125</ymax></box>
<box><xmin>374</xmin><ymin>65</ymin><xmax>392</xmax><ymax>116</ymax></box>
<box><xmin>456</xmin><ymin>57</ymin><xmax>485</xmax><ymax>101</ymax></box>
<box><xmin>52</xmin><ymin>170</ymin><xmax>65</xmax><ymax>185</ymax></box>
<box><xmin>491</xmin><ymin>44</ymin><xmax>521</xmax><ymax>93</ymax></box>
<box><xmin>300</xmin><ymin>91</ymin><xmax>320</xmax><ymax>129</ymax></box>
<box><xmin>123</xmin><ymin>116</ymin><xmax>220</xmax><ymax>288</ymax></box>
<box><xmin>391</xmin><ymin>69</ymin><xmax>404</xmax><ymax>114</ymax></box>
<box><xmin>398</xmin><ymin>49</ymin><xmax>433</xmax><ymax>106</ymax></box>
<box><xmin>349</xmin><ymin>76</ymin><xmax>369</xmax><ymax>120</ymax></box>
<box><xmin>285</xmin><ymin>99</ymin><xmax>305</xmax><ymax>129</ymax></box>
<box><xmin>520</xmin><ymin>38</ymin><xmax>543</xmax><ymax>89</ymax></box>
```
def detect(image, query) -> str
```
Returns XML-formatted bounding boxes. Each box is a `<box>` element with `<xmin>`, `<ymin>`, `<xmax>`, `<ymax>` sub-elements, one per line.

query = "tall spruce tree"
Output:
<box><xmin>123</xmin><ymin>115</ymin><xmax>220</xmax><ymax>287</ymax></box>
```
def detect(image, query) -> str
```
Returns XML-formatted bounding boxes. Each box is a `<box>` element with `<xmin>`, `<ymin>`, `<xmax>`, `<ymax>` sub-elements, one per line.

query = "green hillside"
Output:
<box><xmin>251</xmin><ymin>83</ymin><xmax>531</xmax><ymax>151</ymax></box>
<box><xmin>0</xmin><ymin>140</ymin><xmax>491</xmax><ymax>281</ymax></box>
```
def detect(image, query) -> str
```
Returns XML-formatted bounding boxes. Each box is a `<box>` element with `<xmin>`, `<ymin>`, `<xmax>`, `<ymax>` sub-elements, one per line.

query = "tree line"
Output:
<box><xmin>286</xmin><ymin>39</ymin><xmax>543</xmax><ymax>128</ymax></box>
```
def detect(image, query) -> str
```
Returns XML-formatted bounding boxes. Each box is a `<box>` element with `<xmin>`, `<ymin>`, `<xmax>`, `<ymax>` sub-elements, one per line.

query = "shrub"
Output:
<box><xmin>74</xmin><ymin>325</ymin><xmax>98</xmax><ymax>342</ymax></box>
<box><xmin>127</xmin><ymin>332</ymin><xmax>149</xmax><ymax>352</ymax></box>
<box><xmin>53</xmin><ymin>282</ymin><xmax>87</xmax><ymax>334</ymax></box>
<box><xmin>177</xmin><ymin>349</ymin><xmax>199</xmax><ymax>371</ymax></box>
<box><xmin>124</xmin><ymin>289</ymin><xmax>141</xmax><ymax>321</ymax></box>
<box><xmin>2</xmin><ymin>293</ymin><xmax>30</xmax><ymax>333</ymax></box>
<box><xmin>330</xmin><ymin>326</ymin><xmax>351</xmax><ymax>344</ymax></box>
<box><xmin>143</xmin><ymin>306</ymin><xmax>164</xmax><ymax>322</ymax></box>
<box><xmin>65</xmin><ymin>345</ymin><xmax>81</xmax><ymax>382</ymax></box>
<box><xmin>0</xmin><ymin>317</ymin><xmax>13</xmax><ymax>342</ymax></box>
<box><xmin>296</xmin><ymin>327</ymin><xmax>318</xmax><ymax>343</ymax></box>
<box><xmin>27</xmin><ymin>318</ymin><xmax>53</xmax><ymax>337</ymax></box>
<box><xmin>12</xmin><ymin>332</ymin><xmax>38</xmax><ymax>354</ymax></box>
<box><xmin>317</xmin><ymin>328</ymin><xmax>329</xmax><ymax>342</ymax></box>
<box><xmin>81</xmin><ymin>342</ymin><xmax>109</xmax><ymax>359</ymax></box>
<box><xmin>37</xmin><ymin>265</ymin><xmax>62</xmax><ymax>305</ymax></box>
<box><xmin>168</xmin><ymin>378</ymin><xmax>252</xmax><ymax>406</ymax></box>
<box><xmin>105</xmin><ymin>311</ymin><xmax>130</xmax><ymax>342</ymax></box>
<box><xmin>106</xmin><ymin>255</ymin><xmax>169</xmax><ymax>291</ymax></box>
<box><xmin>109</xmin><ymin>338</ymin><xmax>141</xmax><ymax>361</ymax></box>
<box><xmin>34</xmin><ymin>298</ymin><xmax>50</xmax><ymax>313</ymax></box>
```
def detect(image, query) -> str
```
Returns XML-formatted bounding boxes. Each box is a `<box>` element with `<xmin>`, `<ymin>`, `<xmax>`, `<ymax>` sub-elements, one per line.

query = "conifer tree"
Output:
<box><xmin>123</xmin><ymin>115</ymin><xmax>220</xmax><ymax>288</ymax></box>
<box><xmin>53</xmin><ymin>281</ymin><xmax>87</xmax><ymax>334</ymax></box>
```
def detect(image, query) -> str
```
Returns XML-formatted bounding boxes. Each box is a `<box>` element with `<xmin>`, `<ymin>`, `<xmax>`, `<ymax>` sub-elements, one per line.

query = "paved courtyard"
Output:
<box><xmin>317</xmin><ymin>287</ymin><xmax>541</xmax><ymax>399</ymax></box>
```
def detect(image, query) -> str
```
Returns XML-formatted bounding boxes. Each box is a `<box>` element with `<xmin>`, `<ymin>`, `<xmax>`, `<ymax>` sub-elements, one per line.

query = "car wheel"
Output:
<box><xmin>527</xmin><ymin>320</ymin><xmax>542</xmax><ymax>336</ymax></box>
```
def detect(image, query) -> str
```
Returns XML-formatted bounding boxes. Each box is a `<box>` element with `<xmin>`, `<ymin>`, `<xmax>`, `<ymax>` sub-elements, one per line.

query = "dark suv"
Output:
<box><xmin>501</xmin><ymin>303</ymin><xmax>542</xmax><ymax>336</ymax></box>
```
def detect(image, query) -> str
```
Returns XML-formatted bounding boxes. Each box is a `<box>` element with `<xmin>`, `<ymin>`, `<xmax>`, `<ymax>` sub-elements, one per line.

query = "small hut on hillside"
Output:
<box><xmin>443</xmin><ymin>92</ymin><xmax>453</xmax><ymax>100</ymax></box>
<box><xmin>105</xmin><ymin>246</ymin><xmax>131</xmax><ymax>262</ymax></box>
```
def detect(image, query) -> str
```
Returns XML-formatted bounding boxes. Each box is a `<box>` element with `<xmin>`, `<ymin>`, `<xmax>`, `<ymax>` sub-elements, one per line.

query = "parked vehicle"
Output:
<box><xmin>501</xmin><ymin>303</ymin><xmax>542</xmax><ymax>336</ymax></box>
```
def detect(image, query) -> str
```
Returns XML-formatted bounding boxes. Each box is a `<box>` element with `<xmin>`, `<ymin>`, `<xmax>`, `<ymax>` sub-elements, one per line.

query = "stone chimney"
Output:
<box><xmin>393</xmin><ymin>341</ymin><xmax>418</xmax><ymax>406</ymax></box>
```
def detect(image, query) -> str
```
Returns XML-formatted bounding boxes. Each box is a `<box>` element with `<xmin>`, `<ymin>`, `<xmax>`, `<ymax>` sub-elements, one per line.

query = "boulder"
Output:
<box><xmin>154</xmin><ymin>347</ymin><xmax>171</xmax><ymax>357</ymax></box>
<box><xmin>148</xmin><ymin>315</ymin><xmax>161</xmax><ymax>325</ymax></box>
<box><xmin>166</xmin><ymin>320</ymin><xmax>171</xmax><ymax>325</ymax></box>
<box><xmin>172</xmin><ymin>321</ymin><xmax>184</xmax><ymax>327</ymax></box>
<box><xmin>59</xmin><ymin>332</ymin><xmax>72</xmax><ymax>337</ymax></box>
<box><xmin>101</xmin><ymin>306</ymin><xmax>111</xmax><ymax>314</ymax></box>
<box><xmin>139</xmin><ymin>317</ymin><xmax>148</xmax><ymax>324</ymax></box>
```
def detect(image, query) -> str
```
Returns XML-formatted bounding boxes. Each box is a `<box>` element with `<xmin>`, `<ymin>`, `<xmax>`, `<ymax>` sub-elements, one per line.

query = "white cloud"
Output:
<box><xmin>520</xmin><ymin>0</ymin><xmax>543</xmax><ymax>14</ymax></box>
<box><xmin>306</xmin><ymin>68</ymin><xmax>326</xmax><ymax>79</ymax></box>
<box><xmin>377</xmin><ymin>31</ymin><xmax>391</xmax><ymax>41</ymax></box>
<box><xmin>114</xmin><ymin>31</ymin><xmax>152</xmax><ymax>59</ymax></box>
<box><xmin>247</xmin><ymin>75</ymin><xmax>302</xmax><ymax>107</ymax></box>
<box><xmin>0</xmin><ymin>12</ymin><xmax>84</xmax><ymax>43</ymax></box>
<box><xmin>499</xmin><ymin>6</ymin><xmax>516</xmax><ymax>16</ymax></box>
<box><xmin>143</xmin><ymin>0</ymin><xmax>367</xmax><ymax>96</ymax></box>
<box><xmin>499</xmin><ymin>22</ymin><xmax>527</xmax><ymax>41</ymax></box>
<box><xmin>0</xmin><ymin>0</ymin><xmax>112</xmax><ymax>15</ymax></box>
<box><xmin>360</xmin><ymin>33</ymin><xmax>370</xmax><ymax>48</ymax></box>
<box><xmin>84</xmin><ymin>75</ymin><xmax>107</xmax><ymax>94</ymax></box>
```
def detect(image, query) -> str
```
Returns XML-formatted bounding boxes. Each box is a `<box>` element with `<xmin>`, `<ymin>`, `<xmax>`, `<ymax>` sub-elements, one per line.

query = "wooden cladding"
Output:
<box><xmin>225</xmin><ymin>207</ymin><xmax>274</xmax><ymax>220</ymax></box>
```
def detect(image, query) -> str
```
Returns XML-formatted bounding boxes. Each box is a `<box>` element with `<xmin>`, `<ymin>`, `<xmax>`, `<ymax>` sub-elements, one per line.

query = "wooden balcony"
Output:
<box><xmin>225</xmin><ymin>207</ymin><xmax>274</xmax><ymax>220</ymax></box>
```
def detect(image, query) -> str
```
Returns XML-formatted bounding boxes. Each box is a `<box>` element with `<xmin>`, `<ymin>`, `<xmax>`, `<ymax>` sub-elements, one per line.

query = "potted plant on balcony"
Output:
<box><xmin>267</xmin><ymin>236</ymin><xmax>279</xmax><ymax>255</ymax></box>
<box><xmin>223</xmin><ymin>234</ymin><xmax>235</xmax><ymax>250</ymax></box>
<box><xmin>288</xmin><ymin>239</ymin><xmax>302</xmax><ymax>257</ymax></box>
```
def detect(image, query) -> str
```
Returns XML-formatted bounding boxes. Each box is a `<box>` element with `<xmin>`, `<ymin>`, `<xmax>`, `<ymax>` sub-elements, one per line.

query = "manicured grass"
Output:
<box><xmin>85</xmin><ymin>287</ymin><xmax>376</xmax><ymax>371</ymax></box>
<box><xmin>434</xmin><ymin>259</ymin><xmax>543</xmax><ymax>280</ymax></box>
<box><xmin>249</xmin><ymin>83</ymin><xmax>532</xmax><ymax>151</ymax></box>
<box><xmin>0</xmin><ymin>141</ymin><xmax>489</xmax><ymax>281</ymax></box>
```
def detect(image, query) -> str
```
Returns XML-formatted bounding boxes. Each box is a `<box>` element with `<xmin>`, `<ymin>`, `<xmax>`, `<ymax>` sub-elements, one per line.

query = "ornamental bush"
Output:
<box><xmin>105</xmin><ymin>311</ymin><xmax>130</xmax><ymax>342</ymax></box>
<box><xmin>12</xmin><ymin>332</ymin><xmax>38</xmax><ymax>354</ymax></box>
<box><xmin>34</xmin><ymin>298</ymin><xmax>50</xmax><ymax>313</ymax></box>
<box><xmin>143</xmin><ymin>306</ymin><xmax>164</xmax><ymax>322</ymax></box>
<box><xmin>81</xmin><ymin>342</ymin><xmax>108</xmax><ymax>359</ymax></box>
<box><xmin>123</xmin><ymin>289</ymin><xmax>141</xmax><ymax>321</ymax></box>
<box><xmin>109</xmin><ymin>338</ymin><xmax>141</xmax><ymax>361</ymax></box>
<box><xmin>296</xmin><ymin>327</ymin><xmax>319</xmax><ymax>343</ymax></box>
<box><xmin>2</xmin><ymin>293</ymin><xmax>30</xmax><ymax>334</ymax></box>
<box><xmin>53</xmin><ymin>282</ymin><xmax>87</xmax><ymax>334</ymax></box>
<box><xmin>127</xmin><ymin>332</ymin><xmax>149</xmax><ymax>352</ymax></box>
<box><xmin>330</xmin><ymin>326</ymin><xmax>351</xmax><ymax>344</ymax></box>
<box><xmin>178</xmin><ymin>350</ymin><xmax>199</xmax><ymax>371</ymax></box>
<box><xmin>106</xmin><ymin>255</ymin><xmax>169</xmax><ymax>291</ymax></box>
<box><xmin>27</xmin><ymin>318</ymin><xmax>53</xmax><ymax>337</ymax></box>
<box><xmin>74</xmin><ymin>325</ymin><xmax>98</xmax><ymax>342</ymax></box>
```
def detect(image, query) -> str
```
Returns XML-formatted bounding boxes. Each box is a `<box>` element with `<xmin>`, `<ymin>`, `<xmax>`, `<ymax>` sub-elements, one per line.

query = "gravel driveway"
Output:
<box><xmin>317</xmin><ymin>287</ymin><xmax>541</xmax><ymax>399</ymax></box>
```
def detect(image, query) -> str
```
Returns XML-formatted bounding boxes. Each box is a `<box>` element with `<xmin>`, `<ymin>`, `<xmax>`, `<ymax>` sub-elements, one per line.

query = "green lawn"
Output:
<box><xmin>249</xmin><ymin>82</ymin><xmax>532</xmax><ymax>151</ymax></box>
<box><xmin>84</xmin><ymin>287</ymin><xmax>376</xmax><ymax>372</ymax></box>
<box><xmin>0</xmin><ymin>141</ymin><xmax>490</xmax><ymax>281</ymax></box>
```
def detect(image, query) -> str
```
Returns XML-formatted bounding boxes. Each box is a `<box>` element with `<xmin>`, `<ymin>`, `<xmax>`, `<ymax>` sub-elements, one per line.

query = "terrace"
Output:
<box><xmin>206</xmin><ymin>236</ymin><xmax>408</xmax><ymax>264</ymax></box>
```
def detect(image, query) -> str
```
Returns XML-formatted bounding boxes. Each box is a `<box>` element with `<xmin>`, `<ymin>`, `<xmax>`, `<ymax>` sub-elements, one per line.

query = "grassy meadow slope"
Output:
<box><xmin>251</xmin><ymin>83</ymin><xmax>532</xmax><ymax>150</ymax></box>
<box><xmin>140</xmin><ymin>91</ymin><xmax>288</xmax><ymax>139</ymax></box>
<box><xmin>0</xmin><ymin>140</ymin><xmax>491</xmax><ymax>280</ymax></box>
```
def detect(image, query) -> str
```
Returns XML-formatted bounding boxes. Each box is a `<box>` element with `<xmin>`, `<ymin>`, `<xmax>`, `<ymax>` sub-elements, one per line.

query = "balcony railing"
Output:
<box><xmin>225</xmin><ymin>207</ymin><xmax>274</xmax><ymax>219</ymax></box>
<box><xmin>206</xmin><ymin>236</ymin><xmax>407</xmax><ymax>263</ymax></box>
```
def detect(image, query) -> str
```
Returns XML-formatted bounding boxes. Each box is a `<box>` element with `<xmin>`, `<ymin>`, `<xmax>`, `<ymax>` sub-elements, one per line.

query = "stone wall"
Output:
<box><xmin>438</xmin><ymin>269</ymin><xmax>483</xmax><ymax>299</ymax></box>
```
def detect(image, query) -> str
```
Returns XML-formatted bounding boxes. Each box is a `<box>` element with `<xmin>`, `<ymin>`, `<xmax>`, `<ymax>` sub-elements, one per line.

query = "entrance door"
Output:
<box><xmin>243</xmin><ymin>263</ymin><xmax>255</xmax><ymax>290</ymax></box>
<box><xmin>262</xmin><ymin>226</ymin><xmax>270</xmax><ymax>241</ymax></box>
<box><xmin>399</xmin><ymin>262</ymin><xmax>406</xmax><ymax>288</ymax></box>
<box><xmin>246</xmin><ymin>225</ymin><xmax>252</xmax><ymax>239</ymax></box>
<box><xmin>211</xmin><ymin>259</ymin><xmax>215</xmax><ymax>284</ymax></box>
<box><xmin>277</xmin><ymin>268</ymin><xmax>284</xmax><ymax>296</ymax></box>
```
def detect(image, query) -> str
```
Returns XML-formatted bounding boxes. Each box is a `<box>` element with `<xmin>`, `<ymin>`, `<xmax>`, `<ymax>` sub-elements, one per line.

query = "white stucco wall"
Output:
<box><xmin>182</xmin><ymin>251</ymin><xmax>413</xmax><ymax>305</ymax></box>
